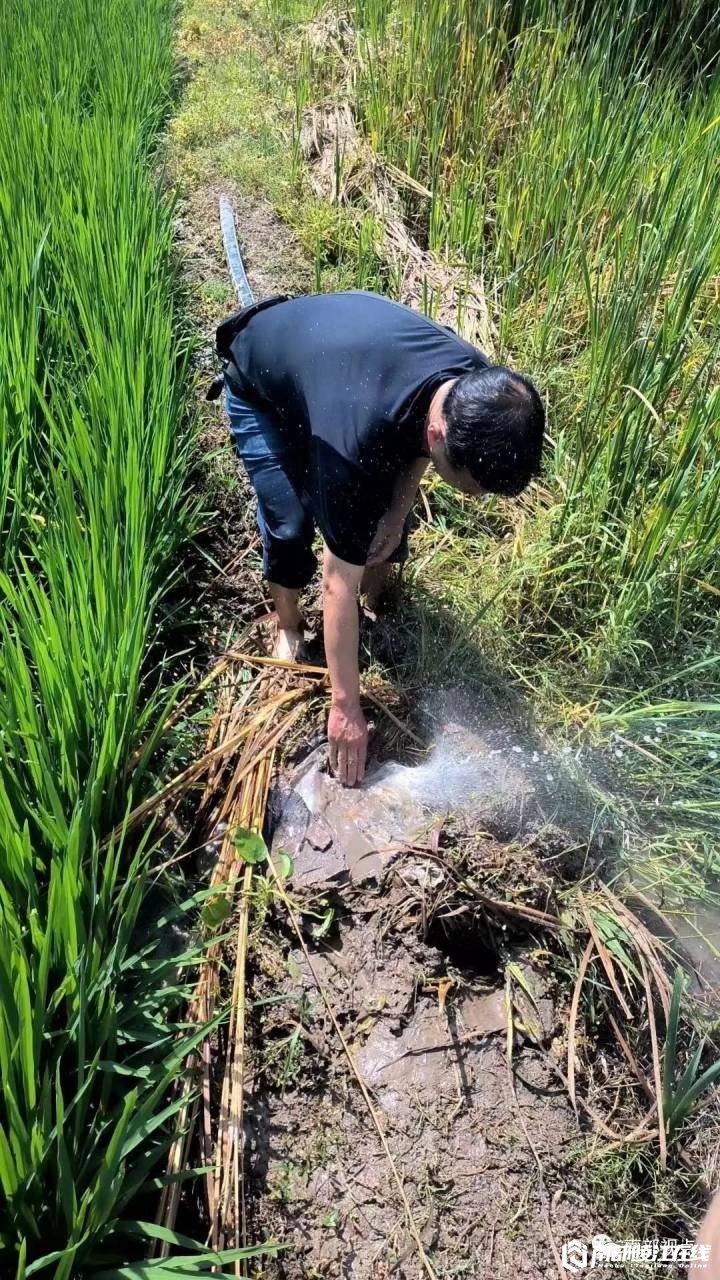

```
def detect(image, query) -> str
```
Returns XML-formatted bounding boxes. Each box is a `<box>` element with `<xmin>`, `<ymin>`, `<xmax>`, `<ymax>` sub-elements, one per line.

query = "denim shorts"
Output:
<box><xmin>225</xmin><ymin>385</ymin><xmax>411</xmax><ymax>589</ymax></box>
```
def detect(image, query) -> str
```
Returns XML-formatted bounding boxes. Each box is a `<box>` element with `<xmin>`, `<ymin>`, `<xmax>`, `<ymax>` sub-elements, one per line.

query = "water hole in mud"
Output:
<box><xmin>424</xmin><ymin>911</ymin><xmax>500</xmax><ymax>979</ymax></box>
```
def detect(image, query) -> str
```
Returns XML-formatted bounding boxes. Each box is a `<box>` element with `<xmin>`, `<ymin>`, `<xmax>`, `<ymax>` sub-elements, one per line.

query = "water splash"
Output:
<box><xmin>360</xmin><ymin>686</ymin><xmax>595</xmax><ymax>837</ymax></box>
<box><xmin>275</xmin><ymin>687</ymin><xmax>601</xmax><ymax>887</ymax></box>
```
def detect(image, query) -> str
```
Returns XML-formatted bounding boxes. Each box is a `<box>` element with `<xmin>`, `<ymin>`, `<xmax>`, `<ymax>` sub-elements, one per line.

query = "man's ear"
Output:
<box><xmin>426</xmin><ymin>417</ymin><xmax>445</xmax><ymax>451</ymax></box>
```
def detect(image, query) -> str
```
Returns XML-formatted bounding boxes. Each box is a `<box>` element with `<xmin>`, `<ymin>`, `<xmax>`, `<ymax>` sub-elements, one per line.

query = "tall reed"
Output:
<box><xmin>268</xmin><ymin>0</ymin><xmax>720</xmax><ymax>879</ymax></box>
<box><xmin>290</xmin><ymin>0</ymin><xmax>720</xmax><ymax>658</ymax></box>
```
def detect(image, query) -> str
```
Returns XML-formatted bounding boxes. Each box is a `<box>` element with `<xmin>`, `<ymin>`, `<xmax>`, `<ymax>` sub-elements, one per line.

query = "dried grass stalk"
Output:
<box><xmin>156</xmin><ymin>664</ymin><xmax>313</xmax><ymax>1259</ymax></box>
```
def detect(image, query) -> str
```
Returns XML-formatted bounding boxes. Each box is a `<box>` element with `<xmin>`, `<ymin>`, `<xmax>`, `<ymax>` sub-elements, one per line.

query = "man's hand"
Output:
<box><xmin>366</xmin><ymin>511</ymin><xmax>405</xmax><ymax>567</ymax></box>
<box><xmin>322</xmin><ymin>549</ymin><xmax>369</xmax><ymax>786</ymax></box>
<box><xmin>328</xmin><ymin>699</ymin><xmax>368</xmax><ymax>786</ymax></box>
<box><xmin>365</xmin><ymin>457</ymin><xmax>429</xmax><ymax>568</ymax></box>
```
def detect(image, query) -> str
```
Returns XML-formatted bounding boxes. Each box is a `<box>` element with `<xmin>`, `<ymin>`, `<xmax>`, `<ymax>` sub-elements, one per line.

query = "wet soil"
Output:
<box><xmin>245</xmin><ymin>841</ymin><xmax>602</xmax><ymax>1279</ymax></box>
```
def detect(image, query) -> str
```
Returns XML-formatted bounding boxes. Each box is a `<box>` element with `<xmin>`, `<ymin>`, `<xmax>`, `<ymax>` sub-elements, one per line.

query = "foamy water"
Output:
<box><xmin>368</xmin><ymin>732</ymin><xmax>501</xmax><ymax>813</ymax></box>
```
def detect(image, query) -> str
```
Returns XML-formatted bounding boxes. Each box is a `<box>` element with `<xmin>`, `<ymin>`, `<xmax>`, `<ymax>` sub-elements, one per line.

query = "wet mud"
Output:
<box><xmin>246</xmin><ymin>864</ymin><xmax>604</xmax><ymax>1278</ymax></box>
<box><xmin>242</xmin><ymin>709</ymin><xmax>615</xmax><ymax>1278</ymax></box>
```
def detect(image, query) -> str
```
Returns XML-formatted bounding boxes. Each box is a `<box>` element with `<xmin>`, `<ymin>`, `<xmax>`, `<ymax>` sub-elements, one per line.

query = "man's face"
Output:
<box><xmin>430</xmin><ymin>437</ymin><xmax>487</xmax><ymax>497</ymax></box>
<box><xmin>425</xmin><ymin>388</ymin><xmax>487</xmax><ymax>497</ymax></box>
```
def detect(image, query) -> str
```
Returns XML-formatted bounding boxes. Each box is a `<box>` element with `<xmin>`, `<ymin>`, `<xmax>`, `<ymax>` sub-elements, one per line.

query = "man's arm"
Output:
<box><xmin>321</xmin><ymin>455</ymin><xmax>428</xmax><ymax>783</ymax></box>
<box><xmin>323</xmin><ymin>548</ymin><xmax>367</xmax><ymax>787</ymax></box>
<box><xmin>366</xmin><ymin>456</ymin><xmax>429</xmax><ymax>566</ymax></box>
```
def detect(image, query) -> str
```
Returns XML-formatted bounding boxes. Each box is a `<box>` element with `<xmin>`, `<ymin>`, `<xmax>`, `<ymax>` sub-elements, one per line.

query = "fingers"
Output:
<box><xmin>338</xmin><ymin>746</ymin><xmax>364</xmax><ymax>787</ymax></box>
<box><xmin>329</xmin><ymin>739</ymin><xmax>366</xmax><ymax>787</ymax></box>
<box><xmin>327</xmin><ymin>705</ymin><xmax>369</xmax><ymax>787</ymax></box>
<box><xmin>357</xmin><ymin>730</ymin><xmax>367</xmax><ymax>783</ymax></box>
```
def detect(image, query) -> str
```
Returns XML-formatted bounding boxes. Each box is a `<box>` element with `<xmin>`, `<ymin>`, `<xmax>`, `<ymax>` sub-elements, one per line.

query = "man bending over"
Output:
<box><xmin>218</xmin><ymin>290</ymin><xmax>544</xmax><ymax>786</ymax></box>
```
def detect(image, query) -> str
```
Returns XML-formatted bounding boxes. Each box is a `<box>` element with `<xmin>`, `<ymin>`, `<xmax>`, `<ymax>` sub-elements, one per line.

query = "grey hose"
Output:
<box><xmin>219</xmin><ymin>195</ymin><xmax>255</xmax><ymax>308</ymax></box>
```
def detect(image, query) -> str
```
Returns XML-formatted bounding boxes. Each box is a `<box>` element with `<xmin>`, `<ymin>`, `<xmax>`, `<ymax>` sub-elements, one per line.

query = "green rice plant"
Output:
<box><xmin>0</xmin><ymin>0</ymin><xmax>209</xmax><ymax>1272</ymax></box>
<box><xmin>663</xmin><ymin>970</ymin><xmax>720</xmax><ymax>1136</ymax></box>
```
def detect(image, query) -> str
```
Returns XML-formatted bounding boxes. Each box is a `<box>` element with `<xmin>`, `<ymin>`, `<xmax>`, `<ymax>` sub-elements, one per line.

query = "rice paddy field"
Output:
<box><xmin>0</xmin><ymin>0</ymin><xmax>204</xmax><ymax>1273</ymax></box>
<box><xmin>3</xmin><ymin>0</ymin><xmax>720</xmax><ymax>1272</ymax></box>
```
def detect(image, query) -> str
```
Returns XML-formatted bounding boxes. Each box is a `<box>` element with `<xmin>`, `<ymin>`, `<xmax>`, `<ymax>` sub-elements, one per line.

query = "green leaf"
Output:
<box><xmin>311</xmin><ymin>906</ymin><xmax>335</xmax><ymax>940</ymax></box>
<box><xmin>93</xmin><ymin>1244</ymin><xmax>284</xmax><ymax>1278</ymax></box>
<box><xmin>14</xmin><ymin>1237</ymin><xmax>26</xmax><ymax>1280</ymax></box>
<box><xmin>233</xmin><ymin>828</ymin><xmax>267</xmax><ymax>865</ymax></box>
<box><xmin>0</xmin><ymin>1122</ymin><xmax>19</xmax><ymax>1199</ymax></box>
<box><xmin>118</xmin><ymin>1220</ymin><xmax>207</xmax><ymax>1250</ymax></box>
<box><xmin>25</xmin><ymin>1244</ymin><xmax>83</xmax><ymax>1277</ymax></box>
<box><xmin>147</xmin><ymin>1165</ymin><xmax>213</xmax><ymax>1191</ymax></box>
<box><xmin>201</xmin><ymin>893</ymin><xmax>232</xmax><ymax>931</ymax></box>
<box><xmin>274</xmin><ymin>850</ymin><xmax>294</xmax><ymax>880</ymax></box>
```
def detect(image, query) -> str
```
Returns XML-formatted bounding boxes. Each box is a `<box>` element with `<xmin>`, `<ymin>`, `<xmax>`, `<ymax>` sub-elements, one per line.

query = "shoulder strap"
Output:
<box><xmin>215</xmin><ymin>294</ymin><xmax>291</xmax><ymax>361</ymax></box>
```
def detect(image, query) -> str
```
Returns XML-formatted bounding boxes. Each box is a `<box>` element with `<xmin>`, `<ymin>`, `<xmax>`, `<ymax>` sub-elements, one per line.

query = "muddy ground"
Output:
<box><xmin>249</xmin><ymin>881</ymin><xmax>593</xmax><ymax>1278</ymax></box>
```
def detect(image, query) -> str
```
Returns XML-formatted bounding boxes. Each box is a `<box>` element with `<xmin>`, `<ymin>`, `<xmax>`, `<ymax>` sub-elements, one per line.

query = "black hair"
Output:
<box><xmin>443</xmin><ymin>366</ymin><xmax>545</xmax><ymax>497</ymax></box>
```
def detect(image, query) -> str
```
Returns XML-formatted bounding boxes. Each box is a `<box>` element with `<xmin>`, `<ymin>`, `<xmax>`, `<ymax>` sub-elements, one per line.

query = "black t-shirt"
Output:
<box><xmin>227</xmin><ymin>290</ymin><xmax>490</xmax><ymax>565</ymax></box>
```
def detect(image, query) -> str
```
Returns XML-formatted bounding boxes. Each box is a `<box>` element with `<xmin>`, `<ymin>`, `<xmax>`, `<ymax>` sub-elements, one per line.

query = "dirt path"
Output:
<box><xmin>165</xmin><ymin>5</ymin><xmax>707</xmax><ymax>1276</ymax></box>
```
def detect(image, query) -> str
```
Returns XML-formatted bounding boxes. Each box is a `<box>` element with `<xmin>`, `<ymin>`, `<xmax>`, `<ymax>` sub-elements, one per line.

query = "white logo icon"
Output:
<box><xmin>561</xmin><ymin>1239</ymin><xmax>589</xmax><ymax>1273</ymax></box>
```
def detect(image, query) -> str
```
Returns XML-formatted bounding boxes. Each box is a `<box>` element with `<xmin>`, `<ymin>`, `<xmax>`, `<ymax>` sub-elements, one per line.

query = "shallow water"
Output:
<box><xmin>623</xmin><ymin>865</ymin><xmax>720</xmax><ymax>1008</ymax></box>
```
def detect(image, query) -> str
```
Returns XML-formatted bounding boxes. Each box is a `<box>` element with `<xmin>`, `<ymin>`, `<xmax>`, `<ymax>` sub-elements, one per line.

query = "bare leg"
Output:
<box><xmin>269</xmin><ymin>582</ymin><xmax>304</xmax><ymax>660</ymax></box>
<box><xmin>360</xmin><ymin>562</ymin><xmax>394</xmax><ymax>614</ymax></box>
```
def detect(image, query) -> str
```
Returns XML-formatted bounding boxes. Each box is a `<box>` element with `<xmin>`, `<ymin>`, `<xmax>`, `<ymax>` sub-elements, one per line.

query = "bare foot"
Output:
<box><xmin>273</xmin><ymin>627</ymin><xmax>304</xmax><ymax>662</ymax></box>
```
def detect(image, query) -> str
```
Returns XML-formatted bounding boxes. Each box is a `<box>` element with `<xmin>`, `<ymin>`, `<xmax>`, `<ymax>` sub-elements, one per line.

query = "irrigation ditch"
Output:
<box><xmin>140</xmin><ymin>0</ymin><xmax>720</xmax><ymax>1274</ymax></box>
